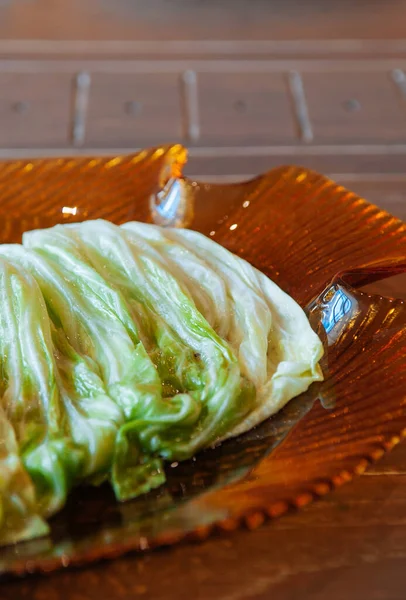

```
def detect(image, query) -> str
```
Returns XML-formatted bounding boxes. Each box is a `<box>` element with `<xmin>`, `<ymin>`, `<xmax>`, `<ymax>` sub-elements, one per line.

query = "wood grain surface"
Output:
<box><xmin>1</xmin><ymin>0</ymin><xmax>406</xmax><ymax>42</ymax></box>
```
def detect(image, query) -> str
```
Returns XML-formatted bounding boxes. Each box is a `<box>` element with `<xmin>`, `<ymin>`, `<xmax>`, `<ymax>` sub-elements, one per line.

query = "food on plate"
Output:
<box><xmin>0</xmin><ymin>220</ymin><xmax>323</xmax><ymax>546</ymax></box>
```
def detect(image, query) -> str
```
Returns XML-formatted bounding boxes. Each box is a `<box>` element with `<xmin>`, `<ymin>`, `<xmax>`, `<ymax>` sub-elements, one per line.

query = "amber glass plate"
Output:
<box><xmin>0</xmin><ymin>145</ymin><xmax>405</xmax><ymax>578</ymax></box>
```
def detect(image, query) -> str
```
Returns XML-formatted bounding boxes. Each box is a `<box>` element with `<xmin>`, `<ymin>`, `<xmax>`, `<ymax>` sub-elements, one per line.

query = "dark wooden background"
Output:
<box><xmin>1</xmin><ymin>1</ymin><xmax>406</xmax><ymax>598</ymax></box>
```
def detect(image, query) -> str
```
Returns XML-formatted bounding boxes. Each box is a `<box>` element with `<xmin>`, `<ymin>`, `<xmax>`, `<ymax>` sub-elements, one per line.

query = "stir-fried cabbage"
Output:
<box><xmin>0</xmin><ymin>219</ymin><xmax>323</xmax><ymax>546</ymax></box>
<box><xmin>126</xmin><ymin>225</ymin><xmax>323</xmax><ymax>439</ymax></box>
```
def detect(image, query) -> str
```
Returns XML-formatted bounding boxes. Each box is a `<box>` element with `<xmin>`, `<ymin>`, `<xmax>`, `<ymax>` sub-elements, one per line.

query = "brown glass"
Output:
<box><xmin>0</xmin><ymin>145</ymin><xmax>405</xmax><ymax>578</ymax></box>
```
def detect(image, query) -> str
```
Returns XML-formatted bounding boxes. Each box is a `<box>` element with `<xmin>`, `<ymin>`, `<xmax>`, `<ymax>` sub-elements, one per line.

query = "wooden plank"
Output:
<box><xmin>1</xmin><ymin>144</ymin><xmax>406</xmax><ymax>161</ymax></box>
<box><xmin>1</xmin><ymin>0</ymin><xmax>406</xmax><ymax>44</ymax></box>
<box><xmin>85</xmin><ymin>72</ymin><xmax>184</xmax><ymax>147</ymax></box>
<box><xmin>303</xmin><ymin>71</ymin><xmax>406</xmax><ymax>143</ymax></box>
<box><xmin>0</xmin><ymin>72</ymin><xmax>73</xmax><ymax>148</ymax></box>
<box><xmin>0</xmin><ymin>59</ymin><xmax>405</xmax><ymax>149</ymax></box>
<box><xmin>184</xmin><ymin>151</ymin><xmax>406</xmax><ymax>187</ymax></box>
<box><xmin>0</xmin><ymin>58</ymin><xmax>406</xmax><ymax>74</ymax></box>
<box><xmin>2</xmin><ymin>39</ymin><xmax>406</xmax><ymax>59</ymax></box>
<box><xmin>197</xmin><ymin>72</ymin><xmax>296</xmax><ymax>145</ymax></box>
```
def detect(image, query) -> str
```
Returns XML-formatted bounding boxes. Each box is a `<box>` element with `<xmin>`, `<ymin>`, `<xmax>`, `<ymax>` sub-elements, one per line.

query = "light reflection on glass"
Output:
<box><xmin>153</xmin><ymin>178</ymin><xmax>181</xmax><ymax>223</ymax></box>
<box><xmin>150</xmin><ymin>177</ymin><xmax>192</xmax><ymax>228</ymax></box>
<box><xmin>62</xmin><ymin>206</ymin><xmax>78</xmax><ymax>215</ymax></box>
<box><xmin>321</xmin><ymin>287</ymin><xmax>353</xmax><ymax>334</ymax></box>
